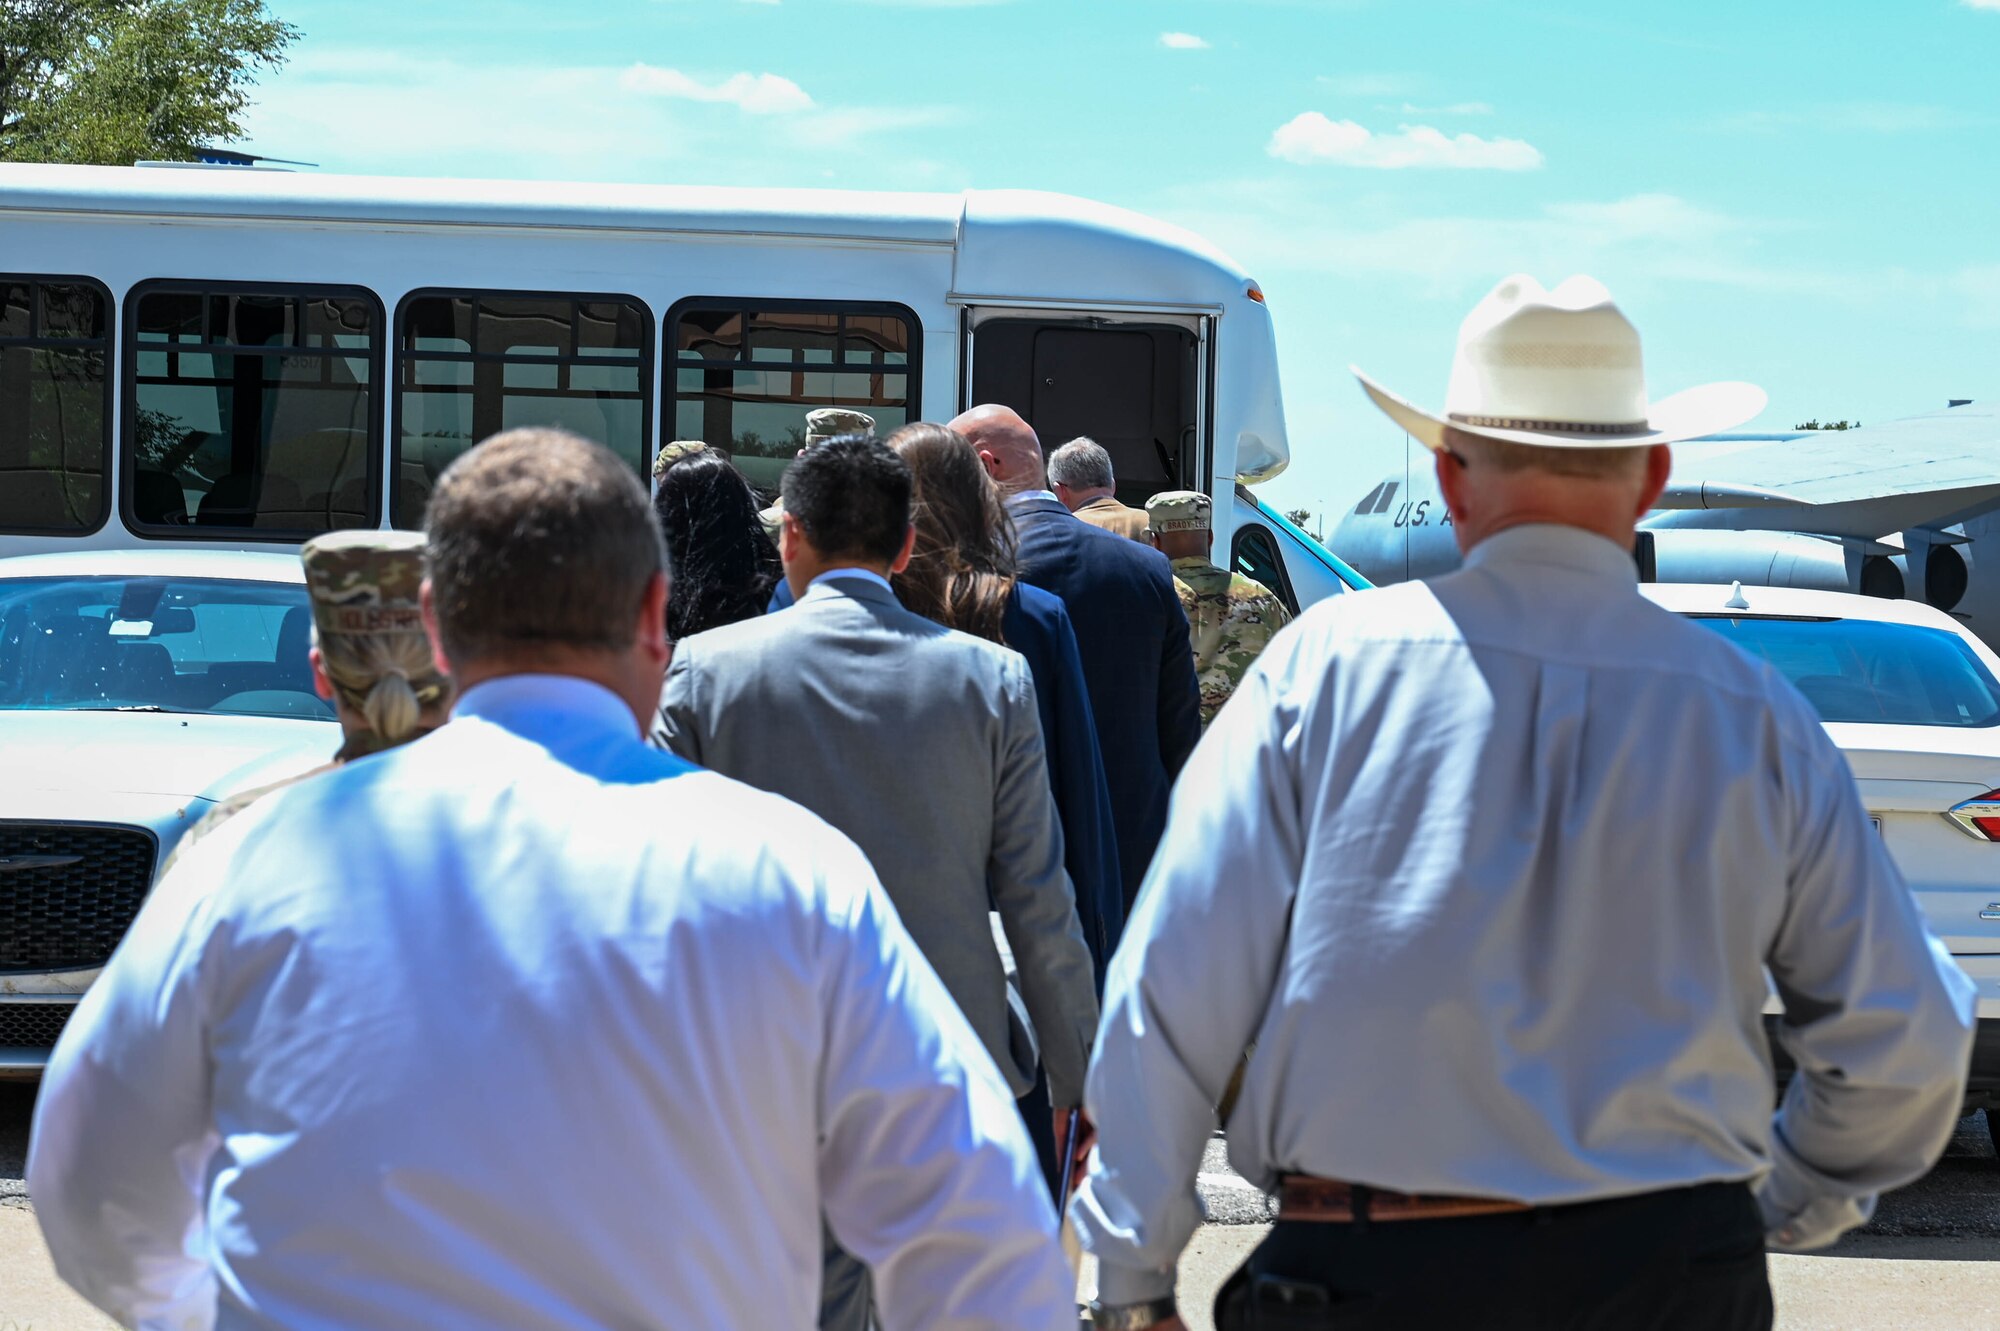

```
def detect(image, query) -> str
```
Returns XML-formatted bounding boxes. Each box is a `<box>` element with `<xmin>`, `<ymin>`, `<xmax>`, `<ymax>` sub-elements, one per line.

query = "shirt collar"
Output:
<box><xmin>1010</xmin><ymin>488</ymin><xmax>1062</xmax><ymax>507</ymax></box>
<box><xmin>809</xmin><ymin>567</ymin><xmax>895</xmax><ymax>596</ymax></box>
<box><xmin>1462</xmin><ymin>523</ymin><xmax>1639</xmax><ymax>584</ymax></box>
<box><xmin>452</xmin><ymin>673</ymin><xmax>641</xmax><ymax>741</ymax></box>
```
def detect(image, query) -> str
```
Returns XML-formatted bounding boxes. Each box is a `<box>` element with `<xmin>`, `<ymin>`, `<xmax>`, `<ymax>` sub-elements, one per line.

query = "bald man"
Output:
<box><xmin>952</xmin><ymin>405</ymin><xmax>1201</xmax><ymax>911</ymax></box>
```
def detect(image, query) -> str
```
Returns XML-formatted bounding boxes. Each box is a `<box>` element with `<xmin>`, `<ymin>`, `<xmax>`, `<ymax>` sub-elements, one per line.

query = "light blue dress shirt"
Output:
<box><xmin>1074</xmin><ymin>524</ymin><xmax>1977</xmax><ymax>1303</ymax></box>
<box><xmin>31</xmin><ymin>674</ymin><xmax>1075</xmax><ymax>1331</ymax></box>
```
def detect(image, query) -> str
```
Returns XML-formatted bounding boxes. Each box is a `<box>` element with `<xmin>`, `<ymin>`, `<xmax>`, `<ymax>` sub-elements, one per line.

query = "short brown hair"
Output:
<box><xmin>425</xmin><ymin>428</ymin><xmax>666</xmax><ymax>665</ymax></box>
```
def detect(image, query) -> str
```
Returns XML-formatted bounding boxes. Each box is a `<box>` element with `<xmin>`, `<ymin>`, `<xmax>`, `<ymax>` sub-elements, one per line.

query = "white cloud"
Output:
<box><xmin>1397</xmin><ymin>101</ymin><xmax>1492</xmax><ymax>116</ymax></box>
<box><xmin>785</xmin><ymin>104</ymin><xmax>962</xmax><ymax>149</ymax></box>
<box><xmin>1148</xmin><ymin>176</ymin><xmax>1820</xmax><ymax>303</ymax></box>
<box><xmin>620</xmin><ymin>64</ymin><xmax>813</xmax><ymax>114</ymax></box>
<box><xmin>1962</xmin><ymin>0</ymin><xmax>2000</xmax><ymax>11</ymax></box>
<box><xmin>1268</xmin><ymin>113</ymin><xmax>1543</xmax><ymax>170</ymax></box>
<box><xmin>240</xmin><ymin>50</ymin><xmax>957</xmax><ymax>183</ymax></box>
<box><xmin>1159</xmin><ymin>32</ymin><xmax>1211</xmax><ymax>50</ymax></box>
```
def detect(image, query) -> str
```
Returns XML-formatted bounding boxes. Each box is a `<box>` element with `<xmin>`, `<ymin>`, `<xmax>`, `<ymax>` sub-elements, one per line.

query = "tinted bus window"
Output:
<box><xmin>668</xmin><ymin>300</ymin><xmax>918</xmax><ymax>498</ymax></box>
<box><xmin>0</xmin><ymin>277</ymin><xmax>110</xmax><ymax>534</ymax></box>
<box><xmin>394</xmin><ymin>292</ymin><xmax>651</xmax><ymax>527</ymax></box>
<box><xmin>126</xmin><ymin>285</ymin><xmax>380</xmax><ymax>536</ymax></box>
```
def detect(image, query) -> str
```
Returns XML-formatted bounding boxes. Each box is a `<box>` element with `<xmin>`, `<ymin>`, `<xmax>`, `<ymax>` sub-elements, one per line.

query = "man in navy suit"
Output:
<box><xmin>952</xmin><ymin>405</ymin><xmax>1201</xmax><ymax>911</ymax></box>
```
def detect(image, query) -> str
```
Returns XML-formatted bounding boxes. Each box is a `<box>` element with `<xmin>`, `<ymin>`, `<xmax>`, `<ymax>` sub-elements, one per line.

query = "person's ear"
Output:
<box><xmin>977</xmin><ymin>447</ymin><xmax>1003</xmax><ymax>481</ymax></box>
<box><xmin>419</xmin><ymin>580</ymin><xmax>454</xmax><ymax>680</ymax></box>
<box><xmin>1435</xmin><ymin>445</ymin><xmax>1470</xmax><ymax>526</ymax></box>
<box><xmin>889</xmin><ymin>523</ymin><xmax>918</xmax><ymax>576</ymax></box>
<box><xmin>779</xmin><ymin>511</ymin><xmax>806</xmax><ymax>564</ymax></box>
<box><xmin>1636</xmin><ymin>444</ymin><xmax>1673</xmax><ymax>518</ymax></box>
<box><xmin>636</xmin><ymin>570</ymin><xmax>670</xmax><ymax>667</ymax></box>
<box><xmin>308</xmin><ymin>645</ymin><xmax>334</xmax><ymax>702</ymax></box>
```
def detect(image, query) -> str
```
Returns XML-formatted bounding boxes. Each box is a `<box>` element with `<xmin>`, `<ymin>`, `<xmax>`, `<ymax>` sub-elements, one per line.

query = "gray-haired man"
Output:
<box><xmin>1049</xmin><ymin>436</ymin><xmax>1149</xmax><ymax>541</ymax></box>
<box><xmin>1074</xmin><ymin>276</ymin><xmax>1975</xmax><ymax>1331</ymax></box>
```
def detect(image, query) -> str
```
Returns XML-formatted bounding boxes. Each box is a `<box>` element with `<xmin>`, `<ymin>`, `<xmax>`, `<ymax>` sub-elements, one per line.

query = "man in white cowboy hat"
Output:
<box><xmin>1070</xmin><ymin>274</ymin><xmax>1976</xmax><ymax>1331</ymax></box>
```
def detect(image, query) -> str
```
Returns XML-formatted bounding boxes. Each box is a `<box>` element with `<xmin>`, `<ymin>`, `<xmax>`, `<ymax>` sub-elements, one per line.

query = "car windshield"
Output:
<box><xmin>0</xmin><ymin>574</ymin><xmax>333</xmax><ymax>721</ymax></box>
<box><xmin>1685</xmin><ymin>613</ymin><xmax>2000</xmax><ymax>728</ymax></box>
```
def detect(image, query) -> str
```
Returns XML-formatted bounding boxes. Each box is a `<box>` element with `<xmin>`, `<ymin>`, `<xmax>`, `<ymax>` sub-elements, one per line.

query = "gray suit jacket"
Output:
<box><xmin>656</xmin><ymin>575</ymin><xmax>1099</xmax><ymax>1106</ymax></box>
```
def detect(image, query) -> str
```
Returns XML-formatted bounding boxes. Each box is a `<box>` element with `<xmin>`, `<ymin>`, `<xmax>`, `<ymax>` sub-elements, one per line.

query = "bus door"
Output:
<box><xmin>962</xmin><ymin>308</ymin><xmax>1210</xmax><ymax>512</ymax></box>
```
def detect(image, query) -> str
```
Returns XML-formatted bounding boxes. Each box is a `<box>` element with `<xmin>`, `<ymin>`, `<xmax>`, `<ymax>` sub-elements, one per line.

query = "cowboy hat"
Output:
<box><xmin>1353</xmin><ymin>274</ymin><xmax>1766</xmax><ymax>450</ymax></box>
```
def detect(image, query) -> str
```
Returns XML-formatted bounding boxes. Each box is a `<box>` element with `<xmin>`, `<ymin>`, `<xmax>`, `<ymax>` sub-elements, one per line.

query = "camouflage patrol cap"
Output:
<box><xmin>806</xmin><ymin>408</ymin><xmax>875</xmax><ymax>445</ymax></box>
<box><xmin>1146</xmin><ymin>489</ymin><xmax>1213</xmax><ymax>534</ymax></box>
<box><xmin>651</xmin><ymin>438</ymin><xmax>708</xmax><ymax>480</ymax></box>
<box><xmin>300</xmin><ymin>530</ymin><xmax>430</xmax><ymax>642</ymax></box>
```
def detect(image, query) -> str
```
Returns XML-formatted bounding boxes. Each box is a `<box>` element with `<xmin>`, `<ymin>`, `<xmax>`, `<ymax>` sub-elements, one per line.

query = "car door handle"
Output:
<box><xmin>1982</xmin><ymin>904</ymin><xmax>2000</xmax><ymax>921</ymax></box>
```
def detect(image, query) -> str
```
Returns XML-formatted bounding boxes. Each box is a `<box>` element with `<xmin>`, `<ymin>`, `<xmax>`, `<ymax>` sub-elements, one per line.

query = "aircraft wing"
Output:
<box><xmin>1649</xmin><ymin>402</ymin><xmax>2000</xmax><ymax>537</ymax></box>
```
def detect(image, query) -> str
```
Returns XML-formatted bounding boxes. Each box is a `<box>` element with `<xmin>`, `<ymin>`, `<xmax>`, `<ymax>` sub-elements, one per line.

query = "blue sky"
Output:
<box><xmin>242</xmin><ymin>0</ymin><xmax>2000</xmax><ymax>524</ymax></box>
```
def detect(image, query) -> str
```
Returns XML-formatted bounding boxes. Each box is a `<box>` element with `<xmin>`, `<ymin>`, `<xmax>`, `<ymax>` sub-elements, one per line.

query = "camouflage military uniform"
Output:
<box><xmin>1173</xmin><ymin>558</ymin><xmax>1292</xmax><ymax>726</ymax></box>
<box><xmin>160</xmin><ymin>531</ymin><xmax>447</xmax><ymax>874</ymax></box>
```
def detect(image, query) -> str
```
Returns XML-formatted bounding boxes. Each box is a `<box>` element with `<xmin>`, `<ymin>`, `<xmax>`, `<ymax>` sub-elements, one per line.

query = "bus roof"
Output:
<box><xmin>0</xmin><ymin>165</ymin><xmax>1254</xmax><ymax>302</ymax></box>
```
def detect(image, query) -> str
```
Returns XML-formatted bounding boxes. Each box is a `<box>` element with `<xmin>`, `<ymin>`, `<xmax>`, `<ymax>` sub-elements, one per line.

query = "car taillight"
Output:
<box><xmin>1945</xmin><ymin>790</ymin><xmax>2000</xmax><ymax>841</ymax></box>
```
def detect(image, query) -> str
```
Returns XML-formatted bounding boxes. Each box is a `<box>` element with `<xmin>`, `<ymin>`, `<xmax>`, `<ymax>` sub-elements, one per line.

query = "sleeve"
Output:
<box><xmin>1761</xmin><ymin>710</ymin><xmax>1977</xmax><ymax>1250</ymax></box>
<box><xmin>653</xmin><ymin>644</ymin><xmax>704</xmax><ymax>762</ymax></box>
<box><xmin>1071</xmin><ymin>633</ymin><xmax>1307</xmax><ymax>1304</ymax></box>
<box><xmin>1154</xmin><ymin>564</ymin><xmax>1202</xmax><ymax>779</ymax></box>
<box><xmin>988</xmin><ymin>660</ymin><xmax>1101</xmax><ymax>1108</ymax></box>
<box><xmin>26</xmin><ymin>824</ymin><xmax>242</xmax><ymax>1330</ymax></box>
<box><xmin>814</xmin><ymin>838</ymin><xmax>1077</xmax><ymax>1331</ymax></box>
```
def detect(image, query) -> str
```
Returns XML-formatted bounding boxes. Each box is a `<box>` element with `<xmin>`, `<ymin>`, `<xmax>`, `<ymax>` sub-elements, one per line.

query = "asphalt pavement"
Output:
<box><xmin>5</xmin><ymin>1082</ymin><xmax>1999</xmax><ymax>1328</ymax></box>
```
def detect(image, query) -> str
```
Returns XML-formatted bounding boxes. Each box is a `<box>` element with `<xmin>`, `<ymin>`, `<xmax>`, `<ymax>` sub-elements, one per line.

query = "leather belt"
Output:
<box><xmin>1278</xmin><ymin>1175</ymin><xmax>1532</xmax><ymax>1223</ymax></box>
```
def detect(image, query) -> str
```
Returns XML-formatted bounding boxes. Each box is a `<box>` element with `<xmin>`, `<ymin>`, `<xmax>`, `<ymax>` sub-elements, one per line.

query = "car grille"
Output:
<box><xmin>0</xmin><ymin>1001</ymin><xmax>75</xmax><ymax>1049</ymax></box>
<box><xmin>0</xmin><ymin>822</ymin><xmax>159</xmax><ymax>971</ymax></box>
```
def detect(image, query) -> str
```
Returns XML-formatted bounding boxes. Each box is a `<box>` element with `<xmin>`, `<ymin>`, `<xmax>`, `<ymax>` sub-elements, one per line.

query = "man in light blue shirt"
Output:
<box><xmin>1073</xmin><ymin>277</ymin><xmax>1976</xmax><ymax>1331</ymax></box>
<box><xmin>31</xmin><ymin>427</ymin><xmax>1076</xmax><ymax>1331</ymax></box>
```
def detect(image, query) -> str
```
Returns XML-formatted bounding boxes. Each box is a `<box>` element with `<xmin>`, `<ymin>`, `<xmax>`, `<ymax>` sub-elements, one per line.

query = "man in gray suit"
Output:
<box><xmin>657</xmin><ymin>434</ymin><xmax>1098</xmax><ymax>1330</ymax></box>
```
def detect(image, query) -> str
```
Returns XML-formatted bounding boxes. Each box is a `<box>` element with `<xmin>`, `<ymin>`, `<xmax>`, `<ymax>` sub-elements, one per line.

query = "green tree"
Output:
<box><xmin>1283</xmin><ymin>506</ymin><xmax>1312</xmax><ymax>528</ymax></box>
<box><xmin>0</xmin><ymin>0</ymin><xmax>297</xmax><ymax>165</ymax></box>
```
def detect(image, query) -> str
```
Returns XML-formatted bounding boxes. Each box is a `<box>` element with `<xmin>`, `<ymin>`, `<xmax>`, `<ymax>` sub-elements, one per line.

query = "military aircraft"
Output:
<box><xmin>1328</xmin><ymin>398</ymin><xmax>2000</xmax><ymax>647</ymax></box>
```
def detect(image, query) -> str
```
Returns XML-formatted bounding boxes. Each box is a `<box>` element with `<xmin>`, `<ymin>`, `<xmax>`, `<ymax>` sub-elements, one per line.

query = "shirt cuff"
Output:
<box><xmin>1094</xmin><ymin>1259</ymin><xmax>1177</xmax><ymax>1305</ymax></box>
<box><xmin>1756</xmin><ymin>1133</ymin><xmax>1877</xmax><ymax>1251</ymax></box>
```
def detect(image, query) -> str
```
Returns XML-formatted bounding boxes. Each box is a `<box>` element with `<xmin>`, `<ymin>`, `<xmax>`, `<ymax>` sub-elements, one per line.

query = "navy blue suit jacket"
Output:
<box><xmin>1009</xmin><ymin>494</ymin><xmax>1202</xmax><ymax>909</ymax></box>
<box><xmin>766</xmin><ymin>576</ymin><xmax>1125</xmax><ymax>980</ymax></box>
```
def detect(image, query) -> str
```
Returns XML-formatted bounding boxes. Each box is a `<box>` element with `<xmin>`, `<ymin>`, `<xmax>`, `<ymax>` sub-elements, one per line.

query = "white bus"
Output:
<box><xmin>0</xmin><ymin>163</ymin><xmax>1364</xmax><ymax>608</ymax></box>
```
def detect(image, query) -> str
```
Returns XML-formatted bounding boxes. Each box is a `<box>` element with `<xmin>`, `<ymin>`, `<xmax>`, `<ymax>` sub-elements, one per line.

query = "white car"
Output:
<box><xmin>1645</xmin><ymin>583</ymin><xmax>2000</xmax><ymax>1144</ymax></box>
<box><xmin>0</xmin><ymin>549</ymin><xmax>336</xmax><ymax>1075</ymax></box>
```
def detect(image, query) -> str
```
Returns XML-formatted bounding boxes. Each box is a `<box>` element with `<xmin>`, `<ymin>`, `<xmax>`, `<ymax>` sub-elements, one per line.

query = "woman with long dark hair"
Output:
<box><xmin>885</xmin><ymin>423</ymin><xmax>1123</xmax><ymax>971</ymax></box>
<box><xmin>653</xmin><ymin>449</ymin><xmax>782</xmax><ymax>641</ymax></box>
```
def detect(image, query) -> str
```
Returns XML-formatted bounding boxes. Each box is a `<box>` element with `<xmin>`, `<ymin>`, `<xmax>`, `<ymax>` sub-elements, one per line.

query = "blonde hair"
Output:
<box><xmin>316</xmin><ymin>626</ymin><xmax>447</xmax><ymax>744</ymax></box>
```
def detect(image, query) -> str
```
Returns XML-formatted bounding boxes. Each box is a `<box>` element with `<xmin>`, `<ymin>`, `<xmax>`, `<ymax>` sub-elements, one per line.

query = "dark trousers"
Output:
<box><xmin>1215</xmin><ymin>1181</ymin><xmax>1772</xmax><ymax>1331</ymax></box>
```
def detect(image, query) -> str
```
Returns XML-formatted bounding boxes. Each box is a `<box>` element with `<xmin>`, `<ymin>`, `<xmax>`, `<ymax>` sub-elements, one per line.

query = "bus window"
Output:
<box><xmin>0</xmin><ymin>276</ymin><xmax>110</xmax><ymax>534</ymax></box>
<box><xmin>667</xmin><ymin>299</ymin><xmax>918</xmax><ymax>499</ymax></box>
<box><xmin>126</xmin><ymin>284</ymin><xmax>381</xmax><ymax>536</ymax></box>
<box><xmin>1231</xmin><ymin>521</ymin><xmax>1300</xmax><ymax>614</ymax></box>
<box><xmin>394</xmin><ymin>291</ymin><xmax>651</xmax><ymax>527</ymax></box>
